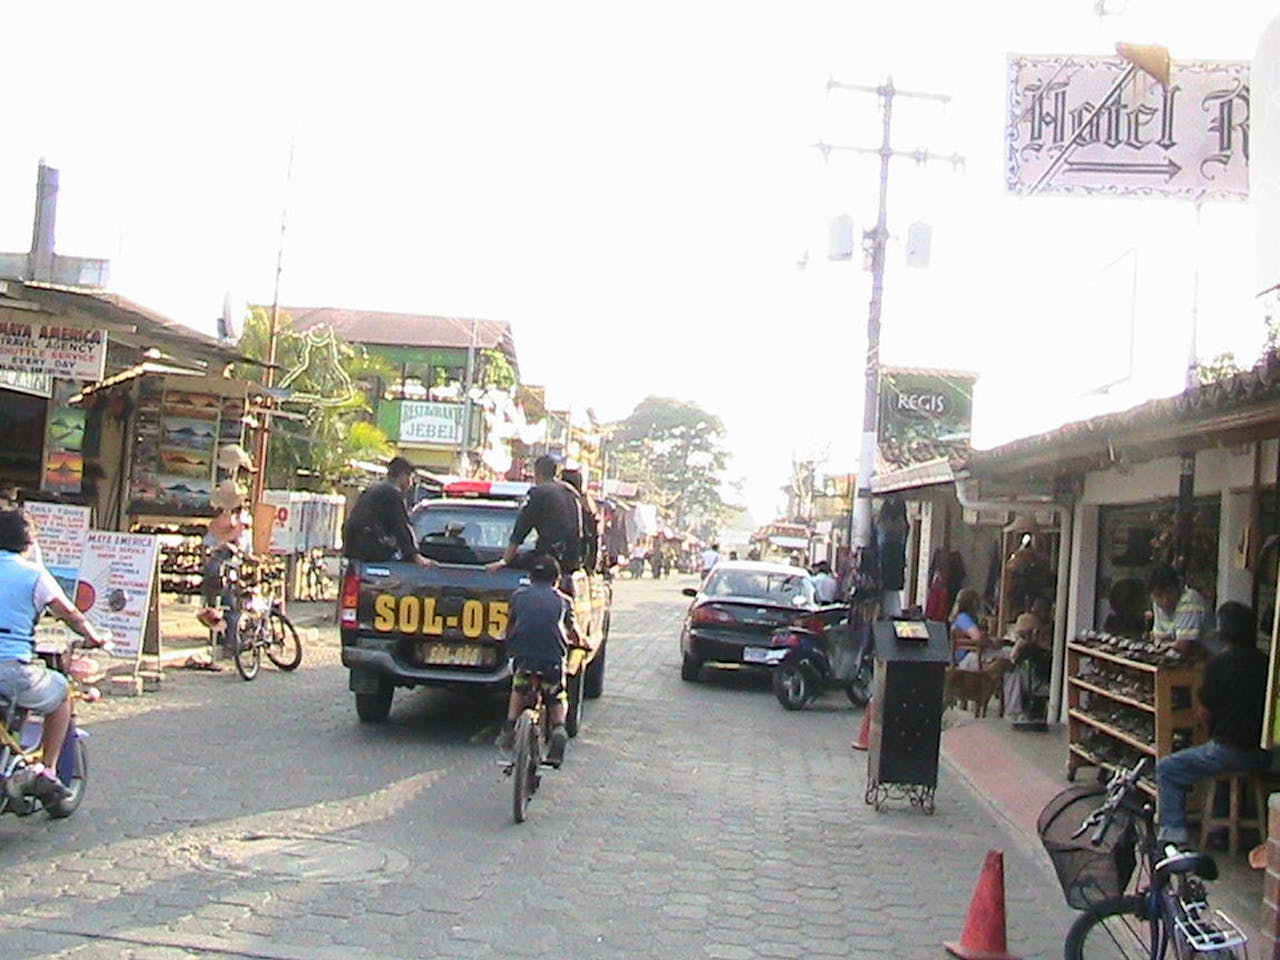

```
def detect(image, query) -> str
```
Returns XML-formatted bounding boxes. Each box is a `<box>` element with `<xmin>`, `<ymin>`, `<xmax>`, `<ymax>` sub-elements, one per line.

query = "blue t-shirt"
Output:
<box><xmin>506</xmin><ymin>583</ymin><xmax>570</xmax><ymax>667</ymax></box>
<box><xmin>952</xmin><ymin>611</ymin><xmax>979</xmax><ymax>665</ymax></box>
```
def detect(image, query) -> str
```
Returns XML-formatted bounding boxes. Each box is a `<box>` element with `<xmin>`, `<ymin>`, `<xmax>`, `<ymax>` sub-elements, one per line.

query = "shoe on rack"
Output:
<box><xmin>546</xmin><ymin>725</ymin><xmax>567</xmax><ymax>768</ymax></box>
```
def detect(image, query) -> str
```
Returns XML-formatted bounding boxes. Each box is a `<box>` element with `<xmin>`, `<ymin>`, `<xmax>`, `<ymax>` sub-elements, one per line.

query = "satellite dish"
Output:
<box><xmin>217</xmin><ymin>290</ymin><xmax>242</xmax><ymax>342</ymax></box>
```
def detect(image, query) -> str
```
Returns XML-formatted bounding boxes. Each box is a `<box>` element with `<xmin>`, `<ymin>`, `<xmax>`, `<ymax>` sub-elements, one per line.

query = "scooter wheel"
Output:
<box><xmin>773</xmin><ymin>663</ymin><xmax>813</xmax><ymax>711</ymax></box>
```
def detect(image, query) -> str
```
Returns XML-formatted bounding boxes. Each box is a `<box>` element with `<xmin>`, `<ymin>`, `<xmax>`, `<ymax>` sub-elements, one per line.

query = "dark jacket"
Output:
<box><xmin>509</xmin><ymin>480</ymin><xmax>583</xmax><ymax>570</ymax></box>
<box><xmin>342</xmin><ymin>481</ymin><xmax>416</xmax><ymax>561</ymax></box>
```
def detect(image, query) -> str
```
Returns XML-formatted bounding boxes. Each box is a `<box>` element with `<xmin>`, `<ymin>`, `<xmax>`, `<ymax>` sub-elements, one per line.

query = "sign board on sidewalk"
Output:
<box><xmin>76</xmin><ymin>531</ymin><xmax>159</xmax><ymax>664</ymax></box>
<box><xmin>0</xmin><ymin>316</ymin><xmax>108</xmax><ymax>380</ymax></box>
<box><xmin>24</xmin><ymin>502</ymin><xmax>90</xmax><ymax>599</ymax></box>
<box><xmin>1006</xmin><ymin>54</ymin><xmax>1249</xmax><ymax>200</ymax></box>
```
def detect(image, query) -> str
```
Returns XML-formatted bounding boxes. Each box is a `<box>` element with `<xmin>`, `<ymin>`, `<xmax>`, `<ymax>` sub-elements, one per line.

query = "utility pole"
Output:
<box><xmin>816</xmin><ymin>77</ymin><xmax>962</xmax><ymax>577</ymax></box>
<box><xmin>250</xmin><ymin>131</ymin><xmax>297</xmax><ymax>511</ymax></box>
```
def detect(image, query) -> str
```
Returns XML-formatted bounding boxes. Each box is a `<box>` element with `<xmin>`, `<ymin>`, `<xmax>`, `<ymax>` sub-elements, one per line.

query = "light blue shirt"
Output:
<box><xmin>0</xmin><ymin>551</ymin><xmax>53</xmax><ymax>662</ymax></box>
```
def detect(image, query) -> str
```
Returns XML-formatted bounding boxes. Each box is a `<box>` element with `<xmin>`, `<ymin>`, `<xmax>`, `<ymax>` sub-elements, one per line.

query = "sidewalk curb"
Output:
<box><xmin>939</xmin><ymin>731</ymin><xmax>1059</xmax><ymax>883</ymax></box>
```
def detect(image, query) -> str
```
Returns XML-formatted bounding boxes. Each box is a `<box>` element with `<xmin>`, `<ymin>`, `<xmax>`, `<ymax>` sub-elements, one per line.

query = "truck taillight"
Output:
<box><xmin>340</xmin><ymin>568</ymin><xmax>360</xmax><ymax>626</ymax></box>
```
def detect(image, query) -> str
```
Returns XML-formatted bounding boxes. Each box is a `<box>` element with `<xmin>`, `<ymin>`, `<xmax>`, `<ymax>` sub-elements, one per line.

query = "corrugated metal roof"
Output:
<box><xmin>282</xmin><ymin>305</ymin><xmax>518</xmax><ymax>364</ymax></box>
<box><xmin>9</xmin><ymin>282</ymin><xmax>250</xmax><ymax>369</ymax></box>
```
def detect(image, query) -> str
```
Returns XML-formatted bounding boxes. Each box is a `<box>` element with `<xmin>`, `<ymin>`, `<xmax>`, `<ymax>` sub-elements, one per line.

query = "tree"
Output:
<box><xmin>610</xmin><ymin>397</ymin><xmax>729</xmax><ymax>540</ymax></box>
<box><xmin>238</xmin><ymin>307</ymin><xmax>396</xmax><ymax>490</ymax></box>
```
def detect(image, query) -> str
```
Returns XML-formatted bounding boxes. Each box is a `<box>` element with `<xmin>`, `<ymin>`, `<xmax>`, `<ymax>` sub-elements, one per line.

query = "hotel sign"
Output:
<box><xmin>1007</xmin><ymin>54</ymin><xmax>1249</xmax><ymax>200</ymax></box>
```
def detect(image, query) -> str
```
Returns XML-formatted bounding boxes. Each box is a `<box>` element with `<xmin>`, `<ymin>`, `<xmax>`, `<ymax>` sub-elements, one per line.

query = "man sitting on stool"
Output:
<box><xmin>1156</xmin><ymin>601</ymin><xmax>1268</xmax><ymax>847</ymax></box>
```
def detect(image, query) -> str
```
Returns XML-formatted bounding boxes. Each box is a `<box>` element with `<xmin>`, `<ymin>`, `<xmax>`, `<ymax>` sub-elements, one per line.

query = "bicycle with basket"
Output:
<box><xmin>1038</xmin><ymin>757</ymin><xmax>1247</xmax><ymax>959</ymax></box>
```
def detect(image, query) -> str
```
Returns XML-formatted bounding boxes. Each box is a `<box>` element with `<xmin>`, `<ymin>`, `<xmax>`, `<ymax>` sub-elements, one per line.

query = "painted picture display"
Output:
<box><xmin>128</xmin><ymin>380</ymin><xmax>246</xmax><ymax>514</ymax></box>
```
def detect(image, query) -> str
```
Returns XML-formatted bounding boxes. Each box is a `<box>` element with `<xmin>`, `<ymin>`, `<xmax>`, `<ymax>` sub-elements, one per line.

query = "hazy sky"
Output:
<box><xmin>2</xmin><ymin>2</ymin><xmax>1275</xmax><ymax>522</ymax></box>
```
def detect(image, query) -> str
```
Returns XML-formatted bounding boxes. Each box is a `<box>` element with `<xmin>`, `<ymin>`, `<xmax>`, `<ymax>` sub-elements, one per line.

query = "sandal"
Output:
<box><xmin>184</xmin><ymin>656</ymin><xmax>223</xmax><ymax>672</ymax></box>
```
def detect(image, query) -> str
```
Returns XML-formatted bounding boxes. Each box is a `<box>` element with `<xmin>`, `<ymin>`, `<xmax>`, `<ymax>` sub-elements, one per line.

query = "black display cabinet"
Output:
<box><xmin>865</xmin><ymin>617</ymin><xmax>950</xmax><ymax>813</ymax></box>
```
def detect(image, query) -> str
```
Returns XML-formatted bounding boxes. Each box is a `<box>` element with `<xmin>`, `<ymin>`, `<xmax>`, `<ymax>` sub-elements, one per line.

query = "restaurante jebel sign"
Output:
<box><xmin>1007</xmin><ymin>54</ymin><xmax>1249</xmax><ymax>200</ymax></box>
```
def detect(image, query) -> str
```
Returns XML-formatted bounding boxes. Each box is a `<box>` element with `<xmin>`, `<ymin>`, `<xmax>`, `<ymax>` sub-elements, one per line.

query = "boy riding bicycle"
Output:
<box><xmin>495</xmin><ymin>555</ymin><xmax>574</xmax><ymax>767</ymax></box>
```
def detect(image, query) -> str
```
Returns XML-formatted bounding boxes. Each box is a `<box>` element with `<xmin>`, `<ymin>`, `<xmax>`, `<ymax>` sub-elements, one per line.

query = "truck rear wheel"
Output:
<box><xmin>565</xmin><ymin>668</ymin><xmax>585</xmax><ymax>738</ymax></box>
<box><xmin>583</xmin><ymin>639</ymin><xmax>606</xmax><ymax>699</ymax></box>
<box><xmin>355</xmin><ymin>681</ymin><xmax>394</xmax><ymax>723</ymax></box>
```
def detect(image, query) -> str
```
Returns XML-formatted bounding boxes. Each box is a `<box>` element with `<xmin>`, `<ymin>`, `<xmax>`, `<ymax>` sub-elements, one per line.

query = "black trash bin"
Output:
<box><xmin>865</xmin><ymin>617</ymin><xmax>950</xmax><ymax>813</ymax></box>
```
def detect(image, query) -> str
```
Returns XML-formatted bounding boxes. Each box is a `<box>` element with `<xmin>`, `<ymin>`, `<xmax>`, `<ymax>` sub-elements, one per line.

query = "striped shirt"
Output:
<box><xmin>1151</xmin><ymin>587</ymin><xmax>1208</xmax><ymax>645</ymax></box>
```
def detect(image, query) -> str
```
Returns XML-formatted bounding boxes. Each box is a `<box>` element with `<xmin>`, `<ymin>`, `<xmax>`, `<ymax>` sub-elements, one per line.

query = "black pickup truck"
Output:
<box><xmin>338</xmin><ymin>480</ymin><xmax>611</xmax><ymax>734</ymax></box>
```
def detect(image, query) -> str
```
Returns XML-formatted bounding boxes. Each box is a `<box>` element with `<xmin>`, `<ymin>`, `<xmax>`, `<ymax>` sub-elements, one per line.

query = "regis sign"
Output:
<box><xmin>877</xmin><ymin>368</ymin><xmax>976</xmax><ymax>471</ymax></box>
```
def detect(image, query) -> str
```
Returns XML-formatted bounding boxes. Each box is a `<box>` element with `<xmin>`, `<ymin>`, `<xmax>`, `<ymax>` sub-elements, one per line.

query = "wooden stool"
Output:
<box><xmin>1199</xmin><ymin>772</ymin><xmax>1267</xmax><ymax>854</ymax></box>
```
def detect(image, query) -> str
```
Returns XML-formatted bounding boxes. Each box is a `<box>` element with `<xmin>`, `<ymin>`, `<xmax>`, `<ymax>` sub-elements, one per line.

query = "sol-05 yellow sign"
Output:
<box><xmin>372</xmin><ymin>594</ymin><xmax>509</xmax><ymax>640</ymax></box>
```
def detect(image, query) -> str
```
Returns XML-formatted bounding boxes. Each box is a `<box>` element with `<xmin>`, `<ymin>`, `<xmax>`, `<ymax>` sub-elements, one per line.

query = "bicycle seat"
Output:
<box><xmin>1154</xmin><ymin>849</ymin><xmax>1218</xmax><ymax>887</ymax></box>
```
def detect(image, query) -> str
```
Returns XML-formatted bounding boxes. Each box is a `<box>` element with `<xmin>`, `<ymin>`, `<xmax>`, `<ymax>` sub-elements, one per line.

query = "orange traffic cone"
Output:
<box><xmin>850</xmin><ymin>701</ymin><xmax>871</xmax><ymax>751</ymax></box>
<box><xmin>944</xmin><ymin>849</ymin><xmax>1019</xmax><ymax>960</ymax></box>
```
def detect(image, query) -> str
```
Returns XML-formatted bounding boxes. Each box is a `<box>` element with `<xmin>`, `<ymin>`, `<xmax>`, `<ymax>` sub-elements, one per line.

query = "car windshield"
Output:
<box><xmin>704</xmin><ymin>569</ymin><xmax>815</xmax><ymax>606</ymax></box>
<box><xmin>410</xmin><ymin>504</ymin><xmax>532</xmax><ymax>550</ymax></box>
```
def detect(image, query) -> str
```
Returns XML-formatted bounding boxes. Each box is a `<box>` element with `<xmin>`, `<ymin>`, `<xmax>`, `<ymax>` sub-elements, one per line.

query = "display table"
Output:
<box><xmin>1066</xmin><ymin>632</ymin><xmax>1205</xmax><ymax>794</ymax></box>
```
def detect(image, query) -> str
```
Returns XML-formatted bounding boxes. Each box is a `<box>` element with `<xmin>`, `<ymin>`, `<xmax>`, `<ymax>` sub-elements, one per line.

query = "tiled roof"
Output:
<box><xmin>960</xmin><ymin>352</ymin><xmax>1280</xmax><ymax>478</ymax></box>
<box><xmin>282</xmin><ymin>305</ymin><xmax>517</xmax><ymax>362</ymax></box>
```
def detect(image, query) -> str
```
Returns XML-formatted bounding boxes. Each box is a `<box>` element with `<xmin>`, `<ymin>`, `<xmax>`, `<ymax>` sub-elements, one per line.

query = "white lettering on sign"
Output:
<box><xmin>0</xmin><ymin>322</ymin><xmax>107</xmax><ymax>380</ymax></box>
<box><xmin>1007</xmin><ymin>55</ymin><xmax>1249</xmax><ymax>200</ymax></box>
<box><xmin>399</xmin><ymin>401</ymin><xmax>463</xmax><ymax>445</ymax></box>
<box><xmin>896</xmin><ymin>393</ymin><xmax>947</xmax><ymax>415</ymax></box>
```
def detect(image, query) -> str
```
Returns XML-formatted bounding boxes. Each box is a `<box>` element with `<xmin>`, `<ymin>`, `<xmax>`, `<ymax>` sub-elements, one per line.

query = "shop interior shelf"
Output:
<box><xmin>1068</xmin><ymin>744</ymin><xmax>1157</xmax><ymax>796</ymax></box>
<box><xmin>1067</xmin><ymin>641</ymin><xmax>1159</xmax><ymax>673</ymax></box>
<box><xmin>1068</xmin><ymin>708</ymin><xmax>1156</xmax><ymax>756</ymax></box>
<box><xmin>1067</xmin><ymin>675</ymin><xmax>1156</xmax><ymax>714</ymax></box>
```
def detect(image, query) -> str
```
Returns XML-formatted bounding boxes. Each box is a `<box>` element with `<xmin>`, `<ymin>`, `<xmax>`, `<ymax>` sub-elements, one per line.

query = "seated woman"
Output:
<box><xmin>1004</xmin><ymin>612</ymin><xmax>1052</xmax><ymax>729</ymax></box>
<box><xmin>950</xmin><ymin>588</ymin><xmax>1004</xmax><ymax>670</ymax></box>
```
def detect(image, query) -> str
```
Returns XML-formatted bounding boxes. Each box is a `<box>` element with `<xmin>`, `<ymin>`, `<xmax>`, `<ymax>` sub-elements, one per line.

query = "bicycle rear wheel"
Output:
<box><xmin>267</xmin><ymin>610</ymin><xmax>302</xmax><ymax>671</ymax></box>
<box><xmin>512</xmin><ymin>712</ymin><xmax>535</xmax><ymax>823</ymax></box>
<box><xmin>1064</xmin><ymin>895</ymin><xmax>1156</xmax><ymax>960</ymax></box>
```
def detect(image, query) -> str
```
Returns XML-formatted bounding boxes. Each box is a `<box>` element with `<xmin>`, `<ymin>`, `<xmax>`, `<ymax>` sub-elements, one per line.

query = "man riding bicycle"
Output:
<box><xmin>495</xmin><ymin>555</ymin><xmax>575</xmax><ymax>767</ymax></box>
<box><xmin>0</xmin><ymin>508</ymin><xmax>106</xmax><ymax>801</ymax></box>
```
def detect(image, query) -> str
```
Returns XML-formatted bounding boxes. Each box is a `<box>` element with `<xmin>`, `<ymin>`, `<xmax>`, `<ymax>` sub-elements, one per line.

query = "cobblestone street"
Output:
<box><xmin>0</xmin><ymin>574</ymin><xmax>1074</xmax><ymax>959</ymax></box>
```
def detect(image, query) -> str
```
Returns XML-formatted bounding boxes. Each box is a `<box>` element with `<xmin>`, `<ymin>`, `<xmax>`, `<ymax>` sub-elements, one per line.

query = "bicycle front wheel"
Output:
<box><xmin>267</xmin><ymin>610</ymin><xmax>302</xmax><ymax>671</ymax></box>
<box><xmin>512</xmin><ymin>713</ymin><xmax>535</xmax><ymax>823</ymax></box>
<box><xmin>234</xmin><ymin>634</ymin><xmax>261</xmax><ymax>681</ymax></box>
<box><xmin>1065</xmin><ymin>895</ymin><xmax>1156</xmax><ymax>960</ymax></box>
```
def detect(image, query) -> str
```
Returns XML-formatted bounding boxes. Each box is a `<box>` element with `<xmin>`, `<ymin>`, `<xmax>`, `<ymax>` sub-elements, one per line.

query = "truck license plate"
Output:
<box><xmin>419</xmin><ymin>643</ymin><xmax>490</xmax><ymax>667</ymax></box>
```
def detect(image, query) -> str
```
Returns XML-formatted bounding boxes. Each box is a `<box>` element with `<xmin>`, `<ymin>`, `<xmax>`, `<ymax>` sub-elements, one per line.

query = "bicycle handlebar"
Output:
<box><xmin>1072</xmin><ymin>757</ymin><xmax>1152</xmax><ymax>845</ymax></box>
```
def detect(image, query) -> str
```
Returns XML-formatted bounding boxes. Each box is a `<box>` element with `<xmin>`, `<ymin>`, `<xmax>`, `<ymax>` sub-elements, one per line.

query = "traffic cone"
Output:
<box><xmin>943</xmin><ymin>849</ymin><xmax>1020</xmax><ymax>960</ymax></box>
<box><xmin>850</xmin><ymin>701</ymin><xmax>871</xmax><ymax>751</ymax></box>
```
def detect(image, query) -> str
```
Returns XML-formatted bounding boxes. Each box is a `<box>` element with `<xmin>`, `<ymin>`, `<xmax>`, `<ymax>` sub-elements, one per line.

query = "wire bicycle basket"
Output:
<box><xmin>1038</xmin><ymin>785</ymin><xmax>1138</xmax><ymax>909</ymax></box>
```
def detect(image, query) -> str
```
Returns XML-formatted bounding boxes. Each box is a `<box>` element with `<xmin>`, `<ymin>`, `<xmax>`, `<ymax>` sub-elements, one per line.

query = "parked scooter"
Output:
<box><xmin>769</xmin><ymin>603</ymin><xmax>875</xmax><ymax>711</ymax></box>
<box><xmin>0</xmin><ymin>635</ymin><xmax>109</xmax><ymax>819</ymax></box>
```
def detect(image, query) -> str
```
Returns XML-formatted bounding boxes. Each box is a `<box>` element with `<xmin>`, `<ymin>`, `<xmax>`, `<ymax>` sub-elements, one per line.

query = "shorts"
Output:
<box><xmin>0</xmin><ymin>660</ymin><xmax>69</xmax><ymax>715</ymax></box>
<box><xmin>512</xmin><ymin>658</ymin><xmax>567</xmax><ymax>704</ymax></box>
